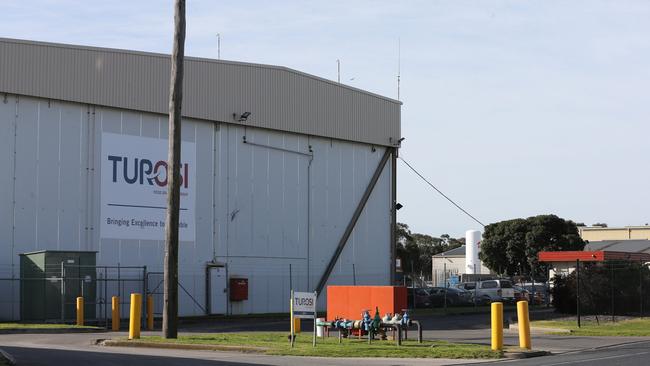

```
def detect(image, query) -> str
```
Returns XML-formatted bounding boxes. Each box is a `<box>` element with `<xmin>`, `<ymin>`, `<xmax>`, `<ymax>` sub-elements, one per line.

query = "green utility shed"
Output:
<box><xmin>20</xmin><ymin>250</ymin><xmax>97</xmax><ymax>321</ymax></box>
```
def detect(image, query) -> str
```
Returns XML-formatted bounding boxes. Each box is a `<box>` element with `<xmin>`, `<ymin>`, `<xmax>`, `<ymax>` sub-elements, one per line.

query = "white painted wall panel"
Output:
<box><xmin>13</xmin><ymin>97</ymin><xmax>39</xmax><ymax>255</ymax></box>
<box><xmin>35</xmin><ymin>101</ymin><xmax>60</xmax><ymax>250</ymax></box>
<box><xmin>58</xmin><ymin>104</ymin><xmax>84</xmax><ymax>249</ymax></box>
<box><xmin>0</xmin><ymin>96</ymin><xmax>16</xmax><ymax>276</ymax></box>
<box><xmin>0</xmin><ymin>95</ymin><xmax>392</xmax><ymax>319</ymax></box>
<box><xmin>0</xmin><ymin>96</ymin><xmax>17</xmax><ymax>320</ymax></box>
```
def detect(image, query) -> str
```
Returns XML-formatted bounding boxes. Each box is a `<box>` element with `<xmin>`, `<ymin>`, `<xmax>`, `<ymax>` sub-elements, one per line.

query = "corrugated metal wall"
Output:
<box><xmin>0</xmin><ymin>94</ymin><xmax>392</xmax><ymax>319</ymax></box>
<box><xmin>0</xmin><ymin>38</ymin><xmax>401</xmax><ymax>147</ymax></box>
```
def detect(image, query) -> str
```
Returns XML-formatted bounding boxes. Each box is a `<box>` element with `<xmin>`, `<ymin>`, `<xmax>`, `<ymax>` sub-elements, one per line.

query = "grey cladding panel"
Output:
<box><xmin>0</xmin><ymin>38</ymin><xmax>400</xmax><ymax>146</ymax></box>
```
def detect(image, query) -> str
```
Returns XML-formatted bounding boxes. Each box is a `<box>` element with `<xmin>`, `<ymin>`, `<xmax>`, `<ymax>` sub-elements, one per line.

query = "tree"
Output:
<box><xmin>163</xmin><ymin>0</ymin><xmax>186</xmax><ymax>339</ymax></box>
<box><xmin>395</xmin><ymin>223</ymin><xmax>464</xmax><ymax>277</ymax></box>
<box><xmin>479</xmin><ymin>215</ymin><xmax>585</xmax><ymax>277</ymax></box>
<box><xmin>395</xmin><ymin>223</ymin><xmax>417</xmax><ymax>274</ymax></box>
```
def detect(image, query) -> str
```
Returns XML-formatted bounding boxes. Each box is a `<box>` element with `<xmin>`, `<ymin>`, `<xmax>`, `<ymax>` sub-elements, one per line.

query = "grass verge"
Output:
<box><xmin>0</xmin><ymin>323</ymin><xmax>100</xmax><ymax>330</ymax></box>
<box><xmin>136</xmin><ymin>332</ymin><xmax>501</xmax><ymax>359</ymax></box>
<box><xmin>531</xmin><ymin>318</ymin><xmax>650</xmax><ymax>336</ymax></box>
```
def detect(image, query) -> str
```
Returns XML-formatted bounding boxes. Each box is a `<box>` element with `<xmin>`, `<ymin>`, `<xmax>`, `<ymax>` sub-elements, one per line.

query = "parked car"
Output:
<box><xmin>475</xmin><ymin>279</ymin><xmax>516</xmax><ymax>303</ymax></box>
<box><xmin>427</xmin><ymin>287</ymin><xmax>473</xmax><ymax>307</ymax></box>
<box><xmin>407</xmin><ymin>288</ymin><xmax>433</xmax><ymax>308</ymax></box>
<box><xmin>521</xmin><ymin>283</ymin><xmax>550</xmax><ymax>305</ymax></box>
<box><xmin>455</xmin><ymin>282</ymin><xmax>489</xmax><ymax>305</ymax></box>
<box><xmin>455</xmin><ymin>282</ymin><xmax>477</xmax><ymax>291</ymax></box>
<box><xmin>513</xmin><ymin>285</ymin><xmax>530</xmax><ymax>302</ymax></box>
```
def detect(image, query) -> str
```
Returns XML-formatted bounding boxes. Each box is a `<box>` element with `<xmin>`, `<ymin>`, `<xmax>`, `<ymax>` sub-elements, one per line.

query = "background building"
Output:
<box><xmin>0</xmin><ymin>38</ymin><xmax>401</xmax><ymax>320</ymax></box>
<box><xmin>431</xmin><ymin>245</ymin><xmax>491</xmax><ymax>286</ymax></box>
<box><xmin>579</xmin><ymin>225</ymin><xmax>650</xmax><ymax>241</ymax></box>
<box><xmin>540</xmin><ymin>225</ymin><xmax>650</xmax><ymax>279</ymax></box>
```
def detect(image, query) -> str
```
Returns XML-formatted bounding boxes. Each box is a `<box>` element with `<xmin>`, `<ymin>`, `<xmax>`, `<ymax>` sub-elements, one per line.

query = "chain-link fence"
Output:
<box><xmin>552</xmin><ymin>260</ymin><xmax>650</xmax><ymax>323</ymax></box>
<box><xmin>0</xmin><ymin>264</ymin><xmax>147</xmax><ymax>325</ymax></box>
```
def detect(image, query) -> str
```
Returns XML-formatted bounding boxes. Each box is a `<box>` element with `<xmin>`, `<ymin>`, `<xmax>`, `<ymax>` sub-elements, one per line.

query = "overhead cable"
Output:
<box><xmin>398</xmin><ymin>156</ymin><xmax>485</xmax><ymax>227</ymax></box>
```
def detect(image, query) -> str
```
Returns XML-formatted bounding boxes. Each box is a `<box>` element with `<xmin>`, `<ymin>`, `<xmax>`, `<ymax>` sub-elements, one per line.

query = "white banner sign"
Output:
<box><xmin>100</xmin><ymin>133</ymin><xmax>196</xmax><ymax>241</ymax></box>
<box><xmin>292</xmin><ymin>291</ymin><xmax>316</xmax><ymax>318</ymax></box>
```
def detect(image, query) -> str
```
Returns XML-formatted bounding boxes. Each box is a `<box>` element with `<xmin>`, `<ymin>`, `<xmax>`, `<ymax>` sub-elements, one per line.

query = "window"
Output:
<box><xmin>481</xmin><ymin>281</ymin><xmax>497</xmax><ymax>289</ymax></box>
<box><xmin>499</xmin><ymin>280</ymin><xmax>513</xmax><ymax>288</ymax></box>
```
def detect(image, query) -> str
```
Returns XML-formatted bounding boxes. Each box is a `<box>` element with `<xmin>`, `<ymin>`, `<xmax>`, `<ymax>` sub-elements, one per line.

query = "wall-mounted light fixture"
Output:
<box><xmin>233</xmin><ymin>111</ymin><xmax>251</xmax><ymax>122</ymax></box>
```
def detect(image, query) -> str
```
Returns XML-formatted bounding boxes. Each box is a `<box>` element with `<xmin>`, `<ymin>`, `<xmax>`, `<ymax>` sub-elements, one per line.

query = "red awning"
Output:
<box><xmin>538</xmin><ymin>250</ymin><xmax>650</xmax><ymax>263</ymax></box>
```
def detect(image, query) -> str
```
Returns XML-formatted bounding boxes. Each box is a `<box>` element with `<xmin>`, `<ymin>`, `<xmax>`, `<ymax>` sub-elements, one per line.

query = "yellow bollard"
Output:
<box><xmin>491</xmin><ymin>302</ymin><xmax>503</xmax><ymax>351</ymax></box>
<box><xmin>111</xmin><ymin>296</ymin><xmax>120</xmax><ymax>331</ymax></box>
<box><xmin>147</xmin><ymin>294</ymin><xmax>154</xmax><ymax>330</ymax></box>
<box><xmin>294</xmin><ymin>317</ymin><xmax>301</xmax><ymax>333</ymax></box>
<box><xmin>128</xmin><ymin>293</ymin><xmax>142</xmax><ymax>339</ymax></box>
<box><xmin>517</xmin><ymin>300</ymin><xmax>531</xmax><ymax>349</ymax></box>
<box><xmin>76</xmin><ymin>297</ymin><xmax>84</xmax><ymax>326</ymax></box>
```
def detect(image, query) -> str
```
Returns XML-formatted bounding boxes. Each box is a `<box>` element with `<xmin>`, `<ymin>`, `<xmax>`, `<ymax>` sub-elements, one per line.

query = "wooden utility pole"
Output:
<box><xmin>163</xmin><ymin>0</ymin><xmax>186</xmax><ymax>339</ymax></box>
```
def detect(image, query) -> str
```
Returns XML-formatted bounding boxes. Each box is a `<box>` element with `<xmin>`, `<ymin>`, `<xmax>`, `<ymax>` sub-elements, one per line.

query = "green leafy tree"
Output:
<box><xmin>479</xmin><ymin>214</ymin><xmax>585</xmax><ymax>277</ymax></box>
<box><xmin>396</xmin><ymin>223</ymin><xmax>417</xmax><ymax>273</ymax></box>
<box><xmin>396</xmin><ymin>223</ymin><xmax>464</xmax><ymax>276</ymax></box>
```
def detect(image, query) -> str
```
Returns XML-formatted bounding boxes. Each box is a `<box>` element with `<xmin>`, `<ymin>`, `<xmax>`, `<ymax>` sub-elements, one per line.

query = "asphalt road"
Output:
<box><xmin>481</xmin><ymin>340</ymin><xmax>650</xmax><ymax>366</ymax></box>
<box><xmin>1</xmin><ymin>345</ymin><xmax>256</xmax><ymax>366</ymax></box>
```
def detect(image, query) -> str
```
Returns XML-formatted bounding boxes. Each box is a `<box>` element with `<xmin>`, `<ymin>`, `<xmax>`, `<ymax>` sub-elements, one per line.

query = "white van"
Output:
<box><xmin>475</xmin><ymin>279</ymin><xmax>516</xmax><ymax>303</ymax></box>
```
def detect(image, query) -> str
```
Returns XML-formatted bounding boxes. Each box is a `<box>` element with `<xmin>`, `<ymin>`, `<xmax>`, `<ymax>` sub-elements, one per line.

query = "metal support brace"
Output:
<box><xmin>390</xmin><ymin>148</ymin><xmax>397</xmax><ymax>283</ymax></box>
<box><xmin>315</xmin><ymin>148</ymin><xmax>392</xmax><ymax>295</ymax></box>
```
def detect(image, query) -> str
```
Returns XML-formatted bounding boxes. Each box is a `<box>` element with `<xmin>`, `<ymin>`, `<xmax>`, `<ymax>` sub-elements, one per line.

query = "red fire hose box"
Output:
<box><xmin>230</xmin><ymin>278</ymin><xmax>248</xmax><ymax>301</ymax></box>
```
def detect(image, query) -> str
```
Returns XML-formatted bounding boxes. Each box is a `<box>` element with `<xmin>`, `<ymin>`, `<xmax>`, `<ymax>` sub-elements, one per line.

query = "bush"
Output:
<box><xmin>552</xmin><ymin>262</ymin><xmax>650</xmax><ymax>315</ymax></box>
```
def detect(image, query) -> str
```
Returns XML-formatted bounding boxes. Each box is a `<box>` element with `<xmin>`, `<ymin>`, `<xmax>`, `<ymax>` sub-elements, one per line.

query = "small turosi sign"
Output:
<box><xmin>292</xmin><ymin>291</ymin><xmax>316</xmax><ymax>318</ymax></box>
<box><xmin>289</xmin><ymin>290</ymin><xmax>318</xmax><ymax>348</ymax></box>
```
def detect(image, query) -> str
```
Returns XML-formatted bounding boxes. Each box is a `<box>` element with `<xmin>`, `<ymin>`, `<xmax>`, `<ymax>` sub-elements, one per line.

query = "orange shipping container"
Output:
<box><xmin>326</xmin><ymin>286</ymin><xmax>407</xmax><ymax>321</ymax></box>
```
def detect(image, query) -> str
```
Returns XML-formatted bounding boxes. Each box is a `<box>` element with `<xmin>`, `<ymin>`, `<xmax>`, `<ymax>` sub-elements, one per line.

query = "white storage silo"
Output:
<box><xmin>465</xmin><ymin>230</ymin><xmax>481</xmax><ymax>274</ymax></box>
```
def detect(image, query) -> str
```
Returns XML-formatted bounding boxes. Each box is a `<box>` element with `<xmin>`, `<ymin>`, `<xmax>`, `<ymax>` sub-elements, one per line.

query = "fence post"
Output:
<box><xmin>60</xmin><ymin>262</ymin><xmax>65</xmax><ymax>322</ymax></box>
<box><xmin>142</xmin><ymin>265</ymin><xmax>147</xmax><ymax>329</ymax></box>
<box><xmin>104</xmin><ymin>267</ymin><xmax>108</xmax><ymax>328</ymax></box>
<box><xmin>611</xmin><ymin>262</ymin><xmax>615</xmax><ymax>323</ymax></box>
<box><xmin>117</xmin><ymin>263</ymin><xmax>121</xmax><ymax>318</ymax></box>
<box><xmin>641</xmin><ymin>261</ymin><xmax>644</xmax><ymax>317</ymax></box>
<box><xmin>576</xmin><ymin>259</ymin><xmax>581</xmax><ymax>328</ymax></box>
<box><xmin>112</xmin><ymin>296</ymin><xmax>120</xmax><ymax>331</ymax></box>
<box><xmin>129</xmin><ymin>293</ymin><xmax>142</xmax><ymax>339</ymax></box>
<box><xmin>443</xmin><ymin>263</ymin><xmax>447</xmax><ymax>314</ymax></box>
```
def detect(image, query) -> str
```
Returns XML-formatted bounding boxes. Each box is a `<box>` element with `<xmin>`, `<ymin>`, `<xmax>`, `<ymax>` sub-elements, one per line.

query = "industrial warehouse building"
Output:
<box><xmin>0</xmin><ymin>38</ymin><xmax>401</xmax><ymax>321</ymax></box>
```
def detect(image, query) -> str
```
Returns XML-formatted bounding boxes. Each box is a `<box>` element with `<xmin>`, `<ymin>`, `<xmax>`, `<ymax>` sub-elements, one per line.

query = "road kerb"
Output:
<box><xmin>503</xmin><ymin>350</ymin><xmax>551</xmax><ymax>359</ymax></box>
<box><xmin>509</xmin><ymin>323</ymin><xmax>571</xmax><ymax>334</ymax></box>
<box><xmin>98</xmin><ymin>339</ymin><xmax>267</xmax><ymax>353</ymax></box>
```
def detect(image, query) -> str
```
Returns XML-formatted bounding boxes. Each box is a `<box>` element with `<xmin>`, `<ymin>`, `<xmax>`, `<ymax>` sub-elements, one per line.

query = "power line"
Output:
<box><xmin>398</xmin><ymin>156</ymin><xmax>485</xmax><ymax>227</ymax></box>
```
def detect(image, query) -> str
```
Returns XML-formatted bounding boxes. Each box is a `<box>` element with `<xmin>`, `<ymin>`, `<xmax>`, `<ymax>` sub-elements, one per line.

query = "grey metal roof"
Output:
<box><xmin>585</xmin><ymin>240</ymin><xmax>650</xmax><ymax>253</ymax></box>
<box><xmin>0</xmin><ymin>38</ymin><xmax>401</xmax><ymax>146</ymax></box>
<box><xmin>434</xmin><ymin>245</ymin><xmax>467</xmax><ymax>257</ymax></box>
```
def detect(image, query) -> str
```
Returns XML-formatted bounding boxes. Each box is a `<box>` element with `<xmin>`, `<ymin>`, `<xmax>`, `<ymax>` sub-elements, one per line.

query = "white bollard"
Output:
<box><xmin>316</xmin><ymin>317</ymin><xmax>325</xmax><ymax>337</ymax></box>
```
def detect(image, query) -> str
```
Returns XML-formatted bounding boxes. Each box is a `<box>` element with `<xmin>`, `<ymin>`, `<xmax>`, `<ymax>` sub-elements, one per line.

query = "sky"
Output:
<box><xmin>2</xmin><ymin>1</ymin><xmax>649</xmax><ymax>238</ymax></box>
